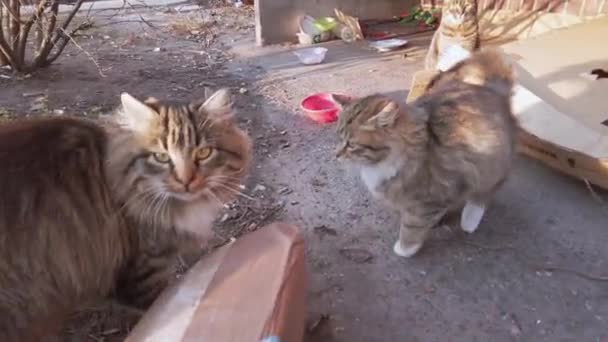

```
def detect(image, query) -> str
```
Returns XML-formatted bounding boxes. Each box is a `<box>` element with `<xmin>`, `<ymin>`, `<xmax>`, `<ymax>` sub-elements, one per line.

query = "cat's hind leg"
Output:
<box><xmin>460</xmin><ymin>200</ymin><xmax>486</xmax><ymax>233</ymax></box>
<box><xmin>394</xmin><ymin>205</ymin><xmax>446</xmax><ymax>258</ymax></box>
<box><xmin>461</xmin><ymin>177</ymin><xmax>507</xmax><ymax>233</ymax></box>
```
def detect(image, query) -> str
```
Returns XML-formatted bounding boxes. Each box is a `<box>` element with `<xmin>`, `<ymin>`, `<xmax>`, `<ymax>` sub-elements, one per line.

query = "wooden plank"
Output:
<box><xmin>126</xmin><ymin>223</ymin><xmax>306</xmax><ymax>342</ymax></box>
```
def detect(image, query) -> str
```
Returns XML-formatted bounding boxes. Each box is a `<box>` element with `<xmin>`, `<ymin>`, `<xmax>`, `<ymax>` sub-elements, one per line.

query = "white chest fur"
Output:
<box><xmin>359</xmin><ymin>161</ymin><xmax>400</xmax><ymax>195</ymax></box>
<box><xmin>174</xmin><ymin>202</ymin><xmax>222</xmax><ymax>240</ymax></box>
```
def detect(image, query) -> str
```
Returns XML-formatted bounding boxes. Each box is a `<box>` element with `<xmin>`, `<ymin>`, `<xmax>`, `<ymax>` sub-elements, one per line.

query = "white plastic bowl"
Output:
<box><xmin>369</xmin><ymin>38</ymin><xmax>408</xmax><ymax>52</ymax></box>
<box><xmin>293</xmin><ymin>47</ymin><xmax>328</xmax><ymax>65</ymax></box>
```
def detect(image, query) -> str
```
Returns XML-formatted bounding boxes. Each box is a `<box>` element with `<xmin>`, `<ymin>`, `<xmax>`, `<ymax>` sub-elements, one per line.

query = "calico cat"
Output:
<box><xmin>335</xmin><ymin>49</ymin><xmax>517</xmax><ymax>257</ymax></box>
<box><xmin>425</xmin><ymin>0</ymin><xmax>480</xmax><ymax>70</ymax></box>
<box><xmin>0</xmin><ymin>88</ymin><xmax>251</xmax><ymax>341</ymax></box>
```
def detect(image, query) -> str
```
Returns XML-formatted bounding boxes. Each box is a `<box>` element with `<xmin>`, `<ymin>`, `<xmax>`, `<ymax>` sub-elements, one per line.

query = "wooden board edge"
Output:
<box><xmin>518</xmin><ymin>130</ymin><xmax>608</xmax><ymax>190</ymax></box>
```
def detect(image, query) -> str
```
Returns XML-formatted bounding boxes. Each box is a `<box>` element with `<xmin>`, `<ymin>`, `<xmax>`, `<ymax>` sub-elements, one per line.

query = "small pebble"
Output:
<box><xmin>254</xmin><ymin>184</ymin><xmax>266</xmax><ymax>192</ymax></box>
<box><xmin>220</xmin><ymin>213</ymin><xmax>229</xmax><ymax>222</ymax></box>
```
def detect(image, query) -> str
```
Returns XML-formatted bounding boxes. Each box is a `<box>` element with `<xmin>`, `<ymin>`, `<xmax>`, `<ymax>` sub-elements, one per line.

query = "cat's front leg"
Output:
<box><xmin>114</xmin><ymin>242</ymin><xmax>179</xmax><ymax>310</ymax></box>
<box><xmin>393</xmin><ymin>206</ymin><xmax>446</xmax><ymax>258</ymax></box>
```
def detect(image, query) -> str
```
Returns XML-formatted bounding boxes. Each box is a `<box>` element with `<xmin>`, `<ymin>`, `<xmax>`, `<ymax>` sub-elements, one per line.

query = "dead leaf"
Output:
<box><xmin>313</xmin><ymin>225</ymin><xmax>337</xmax><ymax>238</ymax></box>
<box><xmin>339</xmin><ymin>248</ymin><xmax>373</xmax><ymax>263</ymax></box>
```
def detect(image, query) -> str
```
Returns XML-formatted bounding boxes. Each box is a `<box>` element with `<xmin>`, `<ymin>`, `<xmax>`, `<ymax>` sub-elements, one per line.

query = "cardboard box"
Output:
<box><xmin>126</xmin><ymin>223</ymin><xmax>306</xmax><ymax>342</ymax></box>
<box><xmin>500</xmin><ymin>18</ymin><xmax>608</xmax><ymax>189</ymax></box>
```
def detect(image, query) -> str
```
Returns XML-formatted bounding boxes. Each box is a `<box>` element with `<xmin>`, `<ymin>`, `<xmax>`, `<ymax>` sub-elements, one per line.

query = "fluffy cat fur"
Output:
<box><xmin>425</xmin><ymin>0</ymin><xmax>480</xmax><ymax>70</ymax></box>
<box><xmin>335</xmin><ymin>49</ymin><xmax>517</xmax><ymax>257</ymax></box>
<box><xmin>0</xmin><ymin>88</ymin><xmax>251</xmax><ymax>341</ymax></box>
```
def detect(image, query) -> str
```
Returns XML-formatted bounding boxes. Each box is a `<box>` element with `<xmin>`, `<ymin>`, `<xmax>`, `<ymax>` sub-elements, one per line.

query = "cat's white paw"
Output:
<box><xmin>461</xmin><ymin>201</ymin><xmax>486</xmax><ymax>233</ymax></box>
<box><xmin>393</xmin><ymin>240</ymin><xmax>423</xmax><ymax>258</ymax></box>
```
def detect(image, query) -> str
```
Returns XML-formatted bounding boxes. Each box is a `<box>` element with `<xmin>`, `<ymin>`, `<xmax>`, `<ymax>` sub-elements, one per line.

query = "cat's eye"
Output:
<box><xmin>196</xmin><ymin>147</ymin><xmax>213</xmax><ymax>160</ymax></box>
<box><xmin>152</xmin><ymin>152</ymin><xmax>171</xmax><ymax>163</ymax></box>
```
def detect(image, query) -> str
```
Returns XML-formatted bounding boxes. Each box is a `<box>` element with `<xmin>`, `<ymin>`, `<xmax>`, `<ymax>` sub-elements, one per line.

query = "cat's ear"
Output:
<box><xmin>366</xmin><ymin>100</ymin><xmax>400</xmax><ymax>128</ymax></box>
<box><xmin>118</xmin><ymin>93</ymin><xmax>159</xmax><ymax>133</ymax></box>
<box><xmin>199</xmin><ymin>88</ymin><xmax>234</xmax><ymax>121</ymax></box>
<box><xmin>331</xmin><ymin>94</ymin><xmax>352</xmax><ymax>108</ymax></box>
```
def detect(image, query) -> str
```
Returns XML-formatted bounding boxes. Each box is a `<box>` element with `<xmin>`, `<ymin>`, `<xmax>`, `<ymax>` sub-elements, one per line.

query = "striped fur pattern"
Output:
<box><xmin>107</xmin><ymin>88</ymin><xmax>251</xmax><ymax>239</ymax></box>
<box><xmin>107</xmin><ymin>88</ymin><xmax>251</xmax><ymax>309</ymax></box>
<box><xmin>425</xmin><ymin>0</ymin><xmax>480</xmax><ymax>70</ymax></box>
<box><xmin>335</xmin><ymin>50</ymin><xmax>517</xmax><ymax>257</ymax></box>
<box><xmin>0</xmin><ymin>88</ymin><xmax>251</xmax><ymax>340</ymax></box>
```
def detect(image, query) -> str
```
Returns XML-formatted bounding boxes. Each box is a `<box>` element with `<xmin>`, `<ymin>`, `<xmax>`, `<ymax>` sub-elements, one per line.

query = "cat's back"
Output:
<box><xmin>0</xmin><ymin>117</ymin><xmax>113</xmax><ymax>230</ymax></box>
<box><xmin>0</xmin><ymin>116</ymin><xmax>105</xmax><ymax>163</ymax></box>
<box><xmin>415</xmin><ymin>80</ymin><xmax>517</xmax><ymax>178</ymax></box>
<box><xmin>0</xmin><ymin>117</ymin><xmax>127</xmax><ymax>341</ymax></box>
<box><xmin>423</xmin><ymin>80</ymin><xmax>515</xmax><ymax>138</ymax></box>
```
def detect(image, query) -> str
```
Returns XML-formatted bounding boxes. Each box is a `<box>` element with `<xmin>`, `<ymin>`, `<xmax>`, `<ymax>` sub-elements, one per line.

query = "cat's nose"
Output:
<box><xmin>185</xmin><ymin>174</ymin><xmax>205</xmax><ymax>192</ymax></box>
<box><xmin>175</xmin><ymin>165</ymin><xmax>195</xmax><ymax>188</ymax></box>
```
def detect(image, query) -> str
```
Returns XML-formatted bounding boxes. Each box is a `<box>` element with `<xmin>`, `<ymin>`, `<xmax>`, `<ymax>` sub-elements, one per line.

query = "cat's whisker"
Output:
<box><xmin>120</xmin><ymin>187</ymin><xmax>159</xmax><ymax>211</ymax></box>
<box><xmin>153</xmin><ymin>191</ymin><xmax>169</xmax><ymax>228</ymax></box>
<box><xmin>139</xmin><ymin>190</ymin><xmax>163</xmax><ymax>230</ymax></box>
<box><xmin>205</xmin><ymin>189</ymin><xmax>225</xmax><ymax>207</ymax></box>
<box><xmin>206</xmin><ymin>176</ymin><xmax>241</xmax><ymax>186</ymax></box>
<box><xmin>150</xmin><ymin>193</ymin><xmax>163</xmax><ymax>230</ymax></box>
<box><xmin>208</xmin><ymin>175</ymin><xmax>243</xmax><ymax>181</ymax></box>
<box><xmin>209</xmin><ymin>181</ymin><xmax>255</xmax><ymax>201</ymax></box>
<box><xmin>155</xmin><ymin>192</ymin><xmax>170</xmax><ymax>230</ymax></box>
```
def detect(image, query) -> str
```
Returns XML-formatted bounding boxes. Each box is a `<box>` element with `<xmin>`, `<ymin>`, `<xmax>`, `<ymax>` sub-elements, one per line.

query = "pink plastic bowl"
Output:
<box><xmin>300</xmin><ymin>92</ymin><xmax>345</xmax><ymax>124</ymax></box>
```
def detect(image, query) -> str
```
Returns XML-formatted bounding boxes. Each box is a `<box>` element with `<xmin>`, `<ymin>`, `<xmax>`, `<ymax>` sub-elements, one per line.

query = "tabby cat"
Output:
<box><xmin>425</xmin><ymin>0</ymin><xmax>480</xmax><ymax>70</ymax></box>
<box><xmin>0</xmin><ymin>88</ymin><xmax>251</xmax><ymax>341</ymax></box>
<box><xmin>335</xmin><ymin>49</ymin><xmax>517</xmax><ymax>257</ymax></box>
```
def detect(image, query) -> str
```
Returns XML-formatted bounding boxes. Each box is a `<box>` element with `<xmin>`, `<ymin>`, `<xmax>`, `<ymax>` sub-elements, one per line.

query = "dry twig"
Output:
<box><xmin>584</xmin><ymin>179</ymin><xmax>606</xmax><ymax>204</ymax></box>
<box><xmin>57</xmin><ymin>25</ymin><xmax>106</xmax><ymax>77</ymax></box>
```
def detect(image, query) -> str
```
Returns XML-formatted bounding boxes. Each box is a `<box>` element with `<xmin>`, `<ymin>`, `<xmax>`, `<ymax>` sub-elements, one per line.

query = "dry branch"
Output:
<box><xmin>0</xmin><ymin>0</ymin><xmax>89</xmax><ymax>72</ymax></box>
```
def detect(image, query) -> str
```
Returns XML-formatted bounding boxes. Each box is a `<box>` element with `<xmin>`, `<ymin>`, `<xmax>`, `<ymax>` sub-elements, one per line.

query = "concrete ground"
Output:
<box><xmin>226</xmin><ymin>35</ymin><xmax>608</xmax><ymax>341</ymax></box>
